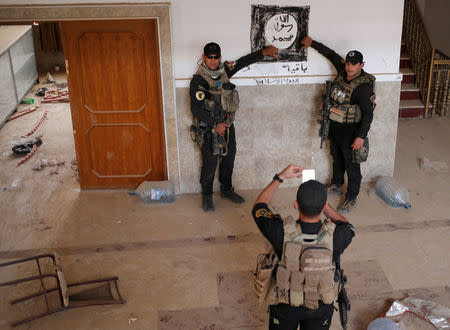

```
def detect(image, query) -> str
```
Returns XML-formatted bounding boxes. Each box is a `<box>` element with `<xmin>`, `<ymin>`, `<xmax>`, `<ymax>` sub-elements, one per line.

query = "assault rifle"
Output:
<box><xmin>335</xmin><ymin>259</ymin><xmax>351</xmax><ymax>330</ymax></box>
<box><xmin>319</xmin><ymin>80</ymin><xmax>333</xmax><ymax>149</ymax></box>
<box><xmin>210</xmin><ymin>83</ymin><xmax>235</xmax><ymax>156</ymax></box>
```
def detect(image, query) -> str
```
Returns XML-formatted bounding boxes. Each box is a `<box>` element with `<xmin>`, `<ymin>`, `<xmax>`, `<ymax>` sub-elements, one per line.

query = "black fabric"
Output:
<box><xmin>203</xmin><ymin>42</ymin><xmax>221</xmax><ymax>56</ymax></box>
<box><xmin>251</xmin><ymin>202</ymin><xmax>354</xmax><ymax>265</ymax></box>
<box><xmin>329</xmin><ymin>127</ymin><xmax>362</xmax><ymax>200</ymax></box>
<box><xmin>296</xmin><ymin>180</ymin><xmax>327</xmax><ymax>216</ymax></box>
<box><xmin>200</xmin><ymin>125</ymin><xmax>236</xmax><ymax>195</ymax></box>
<box><xmin>345</xmin><ymin>50</ymin><xmax>363</xmax><ymax>64</ymax></box>
<box><xmin>190</xmin><ymin>49</ymin><xmax>264</xmax><ymax>195</ymax></box>
<box><xmin>269</xmin><ymin>302</ymin><xmax>334</xmax><ymax>330</ymax></box>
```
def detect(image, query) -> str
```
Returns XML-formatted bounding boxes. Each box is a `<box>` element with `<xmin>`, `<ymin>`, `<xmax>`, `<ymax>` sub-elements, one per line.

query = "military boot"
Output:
<box><xmin>326</xmin><ymin>183</ymin><xmax>343</xmax><ymax>195</ymax></box>
<box><xmin>338</xmin><ymin>198</ymin><xmax>357</xmax><ymax>214</ymax></box>
<box><xmin>202</xmin><ymin>194</ymin><xmax>215</xmax><ymax>213</ymax></box>
<box><xmin>221</xmin><ymin>188</ymin><xmax>245</xmax><ymax>204</ymax></box>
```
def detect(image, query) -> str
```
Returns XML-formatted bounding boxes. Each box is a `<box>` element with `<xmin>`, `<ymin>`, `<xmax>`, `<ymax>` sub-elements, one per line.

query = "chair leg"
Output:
<box><xmin>11</xmin><ymin>287</ymin><xmax>59</xmax><ymax>305</ymax></box>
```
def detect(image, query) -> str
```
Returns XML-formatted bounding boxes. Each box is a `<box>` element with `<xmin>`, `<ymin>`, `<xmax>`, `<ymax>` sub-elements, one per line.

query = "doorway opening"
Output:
<box><xmin>1</xmin><ymin>18</ymin><xmax>167</xmax><ymax>189</ymax></box>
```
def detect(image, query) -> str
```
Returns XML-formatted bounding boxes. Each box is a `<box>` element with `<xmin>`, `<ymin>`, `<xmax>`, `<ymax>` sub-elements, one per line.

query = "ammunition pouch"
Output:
<box><xmin>221</xmin><ymin>83</ymin><xmax>239</xmax><ymax>120</ymax></box>
<box><xmin>268</xmin><ymin>217</ymin><xmax>338</xmax><ymax>309</ymax></box>
<box><xmin>254</xmin><ymin>248</ymin><xmax>278</xmax><ymax>304</ymax></box>
<box><xmin>330</xmin><ymin>72</ymin><xmax>375</xmax><ymax>124</ymax></box>
<box><xmin>352</xmin><ymin>137</ymin><xmax>369</xmax><ymax>164</ymax></box>
<box><xmin>329</xmin><ymin>104</ymin><xmax>361</xmax><ymax>123</ymax></box>
<box><xmin>190</xmin><ymin>122</ymin><xmax>206</xmax><ymax>149</ymax></box>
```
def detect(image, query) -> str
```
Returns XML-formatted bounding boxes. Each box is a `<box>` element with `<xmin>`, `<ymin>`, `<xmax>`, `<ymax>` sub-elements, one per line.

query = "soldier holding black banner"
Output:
<box><xmin>301</xmin><ymin>36</ymin><xmax>376</xmax><ymax>213</ymax></box>
<box><xmin>190</xmin><ymin>42</ymin><xmax>279</xmax><ymax>212</ymax></box>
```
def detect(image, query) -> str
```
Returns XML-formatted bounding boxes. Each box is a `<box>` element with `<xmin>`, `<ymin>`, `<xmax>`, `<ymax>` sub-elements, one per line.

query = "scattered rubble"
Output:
<box><xmin>420</xmin><ymin>157</ymin><xmax>448</xmax><ymax>173</ymax></box>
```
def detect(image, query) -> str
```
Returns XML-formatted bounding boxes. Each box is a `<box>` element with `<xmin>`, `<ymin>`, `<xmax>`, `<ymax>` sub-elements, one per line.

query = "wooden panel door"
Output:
<box><xmin>59</xmin><ymin>19</ymin><xmax>166</xmax><ymax>189</ymax></box>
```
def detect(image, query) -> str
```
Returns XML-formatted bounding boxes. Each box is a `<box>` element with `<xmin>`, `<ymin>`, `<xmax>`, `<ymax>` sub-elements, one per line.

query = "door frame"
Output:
<box><xmin>0</xmin><ymin>3</ymin><xmax>180</xmax><ymax>193</ymax></box>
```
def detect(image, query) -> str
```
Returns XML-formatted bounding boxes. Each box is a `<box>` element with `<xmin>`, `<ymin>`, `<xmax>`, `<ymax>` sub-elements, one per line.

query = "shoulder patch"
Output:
<box><xmin>255</xmin><ymin>208</ymin><xmax>273</xmax><ymax>218</ymax></box>
<box><xmin>225</xmin><ymin>61</ymin><xmax>236</xmax><ymax>71</ymax></box>
<box><xmin>195</xmin><ymin>91</ymin><xmax>205</xmax><ymax>101</ymax></box>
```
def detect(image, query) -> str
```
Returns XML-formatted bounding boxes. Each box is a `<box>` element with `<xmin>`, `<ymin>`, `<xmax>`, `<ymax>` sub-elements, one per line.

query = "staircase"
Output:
<box><xmin>401</xmin><ymin>0</ymin><xmax>450</xmax><ymax>118</ymax></box>
<box><xmin>399</xmin><ymin>45</ymin><xmax>430</xmax><ymax>118</ymax></box>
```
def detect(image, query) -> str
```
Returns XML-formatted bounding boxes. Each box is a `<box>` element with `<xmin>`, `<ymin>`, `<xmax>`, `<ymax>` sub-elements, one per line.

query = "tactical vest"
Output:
<box><xmin>271</xmin><ymin>216</ymin><xmax>339</xmax><ymax>310</ymax></box>
<box><xmin>196</xmin><ymin>69</ymin><xmax>240</xmax><ymax>123</ymax></box>
<box><xmin>329</xmin><ymin>72</ymin><xmax>376</xmax><ymax>124</ymax></box>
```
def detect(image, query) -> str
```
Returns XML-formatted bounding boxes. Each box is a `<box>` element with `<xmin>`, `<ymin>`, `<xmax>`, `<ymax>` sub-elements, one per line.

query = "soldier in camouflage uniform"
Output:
<box><xmin>252</xmin><ymin>164</ymin><xmax>355</xmax><ymax>329</ymax></box>
<box><xmin>190</xmin><ymin>42</ymin><xmax>278</xmax><ymax>212</ymax></box>
<box><xmin>301</xmin><ymin>36</ymin><xmax>376</xmax><ymax>213</ymax></box>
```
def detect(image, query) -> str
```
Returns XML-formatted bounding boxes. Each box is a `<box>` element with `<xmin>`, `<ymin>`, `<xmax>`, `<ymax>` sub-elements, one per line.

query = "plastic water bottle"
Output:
<box><xmin>375</xmin><ymin>177</ymin><xmax>411</xmax><ymax>209</ymax></box>
<box><xmin>367</xmin><ymin>318</ymin><xmax>400</xmax><ymax>330</ymax></box>
<box><xmin>132</xmin><ymin>180</ymin><xmax>175</xmax><ymax>203</ymax></box>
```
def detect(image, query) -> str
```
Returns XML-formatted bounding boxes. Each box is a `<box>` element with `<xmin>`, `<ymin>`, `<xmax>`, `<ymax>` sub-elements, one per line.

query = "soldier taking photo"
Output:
<box><xmin>301</xmin><ymin>36</ymin><xmax>376</xmax><ymax>213</ymax></box>
<box><xmin>190</xmin><ymin>42</ymin><xmax>279</xmax><ymax>212</ymax></box>
<box><xmin>252</xmin><ymin>164</ymin><xmax>355</xmax><ymax>329</ymax></box>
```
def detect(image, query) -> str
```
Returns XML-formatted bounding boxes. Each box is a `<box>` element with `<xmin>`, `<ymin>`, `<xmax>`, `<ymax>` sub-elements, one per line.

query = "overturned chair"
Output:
<box><xmin>0</xmin><ymin>253</ymin><xmax>125</xmax><ymax>327</ymax></box>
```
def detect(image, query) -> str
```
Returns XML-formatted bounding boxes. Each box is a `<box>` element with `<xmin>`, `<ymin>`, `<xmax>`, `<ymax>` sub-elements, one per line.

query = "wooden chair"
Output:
<box><xmin>0</xmin><ymin>253</ymin><xmax>125</xmax><ymax>327</ymax></box>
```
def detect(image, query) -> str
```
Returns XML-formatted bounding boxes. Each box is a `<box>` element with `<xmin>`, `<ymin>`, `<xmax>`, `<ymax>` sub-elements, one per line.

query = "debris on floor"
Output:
<box><xmin>15</xmin><ymin>140</ymin><xmax>42</xmax><ymax>166</ymax></box>
<box><xmin>33</xmin><ymin>159</ymin><xmax>65</xmax><ymax>171</ymax></box>
<box><xmin>128</xmin><ymin>314</ymin><xmax>138</xmax><ymax>324</ymax></box>
<box><xmin>42</xmin><ymin>89</ymin><xmax>69</xmax><ymax>103</ymax></box>
<box><xmin>10</xmin><ymin>109</ymin><xmax>48</xmax><ymax>166</ymax></box>
<box><xmin>45</xmin><ymin>72</ymin><xmax>55</xmax><ymax>83</ymax></box>
<box><xmin>21</xmin><ymin>97</ymin><xmax>34</xmax><ymax>104</ymax></box>
<box><xmin>420</xmin><ymin>157</ymin><xmax>448</xmax><ymax>173</ymax></box>
<box><xmin>55</xmin><ymin>81</ymin><xmax>68</xmax><ymax>88</ymax></box>
<box><xmin>71</xmin><ymin>158</ymin><xmax>79</xmax><ymax>182</ymax></box>
<box><xmin>11</xmin><ymin>178</ymin><xmax>21</xmax><ymax>188</ymax></box>
<box><xmin>12</xmin><ymin>138</ymin><xmax>43</xmax><ymax>155</ymax></box>
<box><xmin>22</xmin><ymin>110</ymin><xmax>48</xmax><ymax>138</ymax></box>
<box><xmin>133</xmin><ymin>180</ymin><xmax>175</xmax><ymax>203</ymax></box>
<box><xmin>35</xmin><ymin>87</ymin><xmax>47</xmax><ymax>96</ymax></box>
<box><xmin>383</xmin><ymin>297</ymin><xmax>450</xmax><ymax>329</ymax></box>
<box><xmin>7</xmin><ymin>105</ymin><xmax>39</xmax><ymax>122</ymax></box>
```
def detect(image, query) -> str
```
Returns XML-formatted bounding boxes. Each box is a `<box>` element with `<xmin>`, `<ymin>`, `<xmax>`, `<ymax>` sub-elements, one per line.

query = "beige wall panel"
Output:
<box><xmin>177</xmin><ymin>81</ymin><xmax>401</xmax><ymax>193</ymax></box>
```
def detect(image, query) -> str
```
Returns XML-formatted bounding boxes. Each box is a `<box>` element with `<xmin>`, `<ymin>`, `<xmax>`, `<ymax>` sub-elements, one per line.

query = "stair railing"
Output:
<box><xmin>402</xmin><ymin>0</ymin><xmax>449</xmax><ymax>117</ymax></box>
<box><xmin>430</xmin><ymin>50</ymin><xmax>449</xmax><ymax>116</ymax></box>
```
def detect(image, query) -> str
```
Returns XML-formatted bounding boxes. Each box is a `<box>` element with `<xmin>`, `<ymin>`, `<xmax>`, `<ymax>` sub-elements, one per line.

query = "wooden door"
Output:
<box><xmin>59</xmin><ymin>19</ymin><xmax>166</xmax><ymax>189</ymax></box>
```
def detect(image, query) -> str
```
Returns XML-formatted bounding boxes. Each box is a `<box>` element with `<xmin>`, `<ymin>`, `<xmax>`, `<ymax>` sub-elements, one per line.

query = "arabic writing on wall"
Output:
<box><xmin>264</xmin><ymin>13</ymin><xmax>298</xmax><ymax>50</ymax></box>
<box><xmin>251</xmin><ymin>5</ymin><xmax>310</xmax><ymax>62</ymax></box>
<box><xmin>255</xmin><ymin>77</ymin><xmax>301</xmax><ymax>85</ymax></box>
<box><xmin>281</xmin><ymin>63</ymin><xmax>308</xmax><ymax>73</ymax></box>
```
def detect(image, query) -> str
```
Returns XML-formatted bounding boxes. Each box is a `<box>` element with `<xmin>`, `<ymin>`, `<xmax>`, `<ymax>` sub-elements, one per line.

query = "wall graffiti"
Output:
<box><xmin>281</xmin><ymin>63</ymin><xmax>308</xmax><ymax>73</ymax></box>
<box><xmin>255</xmin><ymin>77</ymin><xmax>301</xmax><ymax>85</ymax></box>
<box><xmin>251</xmin><ymin>5</ymin><xmax>310</xmax><ymax>62</ymax></box>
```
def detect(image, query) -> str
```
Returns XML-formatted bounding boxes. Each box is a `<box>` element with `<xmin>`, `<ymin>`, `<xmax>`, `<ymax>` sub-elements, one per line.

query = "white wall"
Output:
<box><xmin>1</xmin><ymin>0</ymin><xmax>405</xmax><ymax>81</ymax></box>
<box><xmin>171</xmin><ymin>0</ymin><xmax>405</xmax><ymax>80</ymax></box>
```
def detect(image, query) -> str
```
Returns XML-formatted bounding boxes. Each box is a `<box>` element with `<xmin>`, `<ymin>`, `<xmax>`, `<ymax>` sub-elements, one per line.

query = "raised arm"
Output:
<box><xmin>226</xmin><ymin>46</ymin><xmax>279</xmax><ymax>77</ymax></box>
<box><xmin>254</xmin><ymin>164</ymin><xmax>304</xmax><ymax>205</ymax></box>
<box><xmin>301</xmin><ymin>36</ymin><xmax>345</xmax><ymax>73</ymax></box>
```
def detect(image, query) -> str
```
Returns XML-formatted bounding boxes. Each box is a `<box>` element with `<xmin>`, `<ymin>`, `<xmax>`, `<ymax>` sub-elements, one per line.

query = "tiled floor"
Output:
<box><xmin>0</xmin><ymin>77</ymin><xmax>449</xmax><ymax>329</ymax></box>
